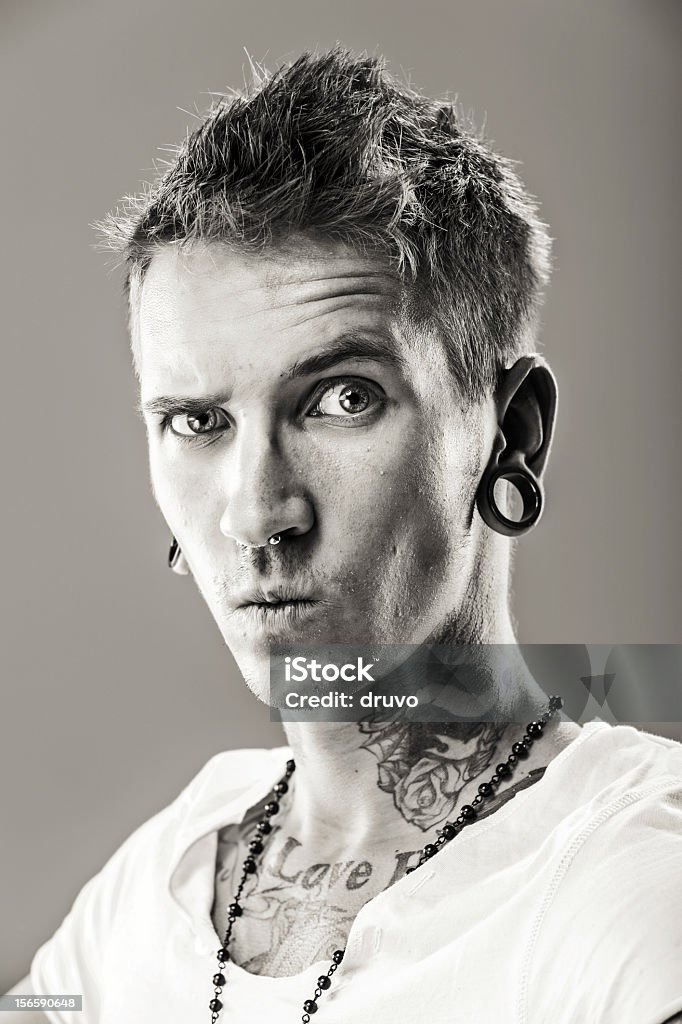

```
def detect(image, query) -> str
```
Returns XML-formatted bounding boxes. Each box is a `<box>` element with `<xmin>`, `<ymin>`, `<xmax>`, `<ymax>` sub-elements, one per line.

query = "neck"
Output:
<box><xmin>279</xmin><ymin>624</ymin><xmax>563</xmax><ymax>858</ymax></box>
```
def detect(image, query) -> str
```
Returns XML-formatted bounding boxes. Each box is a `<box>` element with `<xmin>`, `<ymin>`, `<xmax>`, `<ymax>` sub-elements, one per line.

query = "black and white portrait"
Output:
<box><xmin>1</xmin><ymin>4</ymin><xmax>680</xmax><ymax>1023</ymax></box>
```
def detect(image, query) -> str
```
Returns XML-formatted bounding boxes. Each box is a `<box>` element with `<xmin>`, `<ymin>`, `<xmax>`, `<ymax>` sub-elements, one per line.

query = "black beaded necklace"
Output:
<box><xmin>208</xmin><ymin>695</ymin><xmax>563</xmax><ymax>1022</ymax></box>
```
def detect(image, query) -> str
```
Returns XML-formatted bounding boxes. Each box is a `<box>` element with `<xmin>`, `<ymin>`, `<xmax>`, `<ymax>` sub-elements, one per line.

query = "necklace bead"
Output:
<box><xmin>207</xmin><ymin>698</ymin><xmax>562</xmax><ymax>1021</ymax></box>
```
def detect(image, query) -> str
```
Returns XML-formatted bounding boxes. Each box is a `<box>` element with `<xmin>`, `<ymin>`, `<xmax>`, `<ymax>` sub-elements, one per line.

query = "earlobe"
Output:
<box><xmin>475</xmin><ymin>447</ymin><xmax>543</xmax><ymax>537</ymax></box>
<box><xmin>168</xmin><ymin>535</ymin><xmax>191</xmax><ymax>576</ymax></box>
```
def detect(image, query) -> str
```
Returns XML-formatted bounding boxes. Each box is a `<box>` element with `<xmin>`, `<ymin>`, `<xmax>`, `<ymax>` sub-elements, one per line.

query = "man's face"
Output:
<box><xmin>137</xmin><ymin>239</ymin><xmax>496</xmax><ymax>698</ymax></box>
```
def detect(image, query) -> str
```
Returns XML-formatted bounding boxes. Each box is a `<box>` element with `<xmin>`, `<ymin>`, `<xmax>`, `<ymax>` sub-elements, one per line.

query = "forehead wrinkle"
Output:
<box><xmin>279</xmin><ymin>269</ymin><xmax>397</xmax><ymax>284</ymax></box>
<box><xmin>264</xmin><ymin>298</ymin><xmax>397</xmax><ymax>334</ymax></box>
<box><xmin>218</xmin><ymin>280</ymin><xmax>402</xmax><ymax>321</ymax></box>
<box><xmin>256</xmin><ymin>249</ymin><xmax>400</xmax><ymax>285</ymax></box>
<box><xmin>177</xmin><ymin>247</ymin><xmax>399</xmax><ymax>294</ymax></box>
<box><xmin>157</xmin><ymin>298</ymin><xmax>396</xmax><ymax>345</ymax></box>
<box><xmin>272</xmin><ymin>284</ymin><xmax>401</xmax><ymax>305</ymax></box>
<box><xmin>141</xmin><ymin>245</ymin><xmax>404</xmax><ymax>322</ymax></box>
<box><xmin>263</xmin><ymin>273</ymin><xmax>402</xmax><ymax>298</ymax></box>
<box><xmin>144</xmin><ymin>282</ymin><xmax>400</xmax><ymax>333</ymax></box>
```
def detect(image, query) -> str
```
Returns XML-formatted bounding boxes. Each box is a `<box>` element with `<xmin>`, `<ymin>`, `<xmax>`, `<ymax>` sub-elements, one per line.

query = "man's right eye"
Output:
<box><xmin>163</xmin><ymin>408</ymin><xmax>230</xmax><ymax>439</ymax></box>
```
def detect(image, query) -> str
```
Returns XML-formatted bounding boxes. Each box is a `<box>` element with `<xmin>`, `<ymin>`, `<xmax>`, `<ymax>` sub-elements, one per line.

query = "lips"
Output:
<box><xmin>227</xmin><ymin>583</ymin><xmax>321</xmax><ymax>638</ymax></box>
<box><xmin>235</xmin><ymin>584</ymin><xmax>317</xmax><ymax>610</ymax></box>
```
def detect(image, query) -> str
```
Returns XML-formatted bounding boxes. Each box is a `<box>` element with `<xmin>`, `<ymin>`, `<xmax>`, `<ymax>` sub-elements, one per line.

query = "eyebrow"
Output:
<box><xmin>138</xmin><ymin>331</ymin><xmax>406</xmax><ymax>416</ymax></box>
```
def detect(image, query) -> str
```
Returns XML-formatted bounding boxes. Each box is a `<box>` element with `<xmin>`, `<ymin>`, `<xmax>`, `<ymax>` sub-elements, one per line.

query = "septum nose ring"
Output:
<box><xmin>268</xmin><ymin>534</ymin><xmax>282</xmax><ymax>546</ymax></box>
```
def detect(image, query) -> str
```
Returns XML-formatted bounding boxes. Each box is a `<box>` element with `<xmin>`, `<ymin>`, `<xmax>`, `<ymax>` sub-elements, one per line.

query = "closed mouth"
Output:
<box><xmin>244</xmin><ymin>597</ymin><xmax>316</xmax><ymax>611</ymax></box>
<box><xmin>235</xmin><ymin>598</ymin><xmax>319</xmax><ymax>630</ymax></box>
<box><xmin>234</xmin><ymin>584</ymin><xmax>317</xmax><ymax>609</ymax></box>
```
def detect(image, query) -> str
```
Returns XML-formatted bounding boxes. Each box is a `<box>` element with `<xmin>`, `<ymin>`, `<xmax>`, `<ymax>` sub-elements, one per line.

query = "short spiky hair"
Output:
<box><xmin>99</xmin><ymin>46</ymin><xmax>552</xmax><ymax>402</ymax></box>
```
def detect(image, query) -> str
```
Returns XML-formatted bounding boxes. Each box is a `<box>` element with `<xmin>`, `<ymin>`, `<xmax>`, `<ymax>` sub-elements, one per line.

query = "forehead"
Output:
<box><xmin>139</xmin><ymin>236</ymin><xmax>404</xmax><ymax>307</ymax></box>
<box><xmin>133</xmin><ymin>238</ymin><xmax>450</xmax><ymax>399</ymax></box>
<box><xmin>136</xmin><ymin>239</ymin><xmax>408</xmax><ymax>375</ymax></box>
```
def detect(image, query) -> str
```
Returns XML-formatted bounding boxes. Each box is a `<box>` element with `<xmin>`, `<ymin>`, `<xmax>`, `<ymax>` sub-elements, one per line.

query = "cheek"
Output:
<box><xmin>147</xmin><ymin>444</ymin><xmax>208</xmax><ymax>536</ymax></box>
<box><xmin>314</xmin><ymin>424</ymin><xmax>473</xmax><ymax>578</ymax></box>
<box><xmin>148</xmin><ymin>446</ymin><xmax>177</xmax><ymax>524</ymax></box>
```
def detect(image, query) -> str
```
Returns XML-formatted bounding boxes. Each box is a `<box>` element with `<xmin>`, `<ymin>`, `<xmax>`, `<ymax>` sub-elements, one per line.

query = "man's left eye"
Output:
<box><xmin>168</xmin><ymin>408</ymin><xmax>230</xmax><ymax>437</ymax></box>
<box><xmin>308</xmin><ymin>381</ymin><xmax>378</xmax><ymax>418</ymax></box>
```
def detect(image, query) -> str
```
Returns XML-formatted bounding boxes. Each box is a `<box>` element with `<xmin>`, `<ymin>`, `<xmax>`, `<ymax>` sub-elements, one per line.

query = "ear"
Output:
<box><xmin>168</xmin><ymin>536</ymin><xmax>191</xmax><ymax>576</ymax></box>
<box><xmin>492</xmin><ymin>354</ymin><xmax>558</xmax><ymax>479</ymax></box>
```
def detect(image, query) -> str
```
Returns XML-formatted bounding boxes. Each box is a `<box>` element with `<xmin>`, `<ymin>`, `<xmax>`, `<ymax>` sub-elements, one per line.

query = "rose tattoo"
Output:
<box><xmin>359</xmin><ymin>720</ymin><xmax>504</xmax><ymax>831</ymax></box>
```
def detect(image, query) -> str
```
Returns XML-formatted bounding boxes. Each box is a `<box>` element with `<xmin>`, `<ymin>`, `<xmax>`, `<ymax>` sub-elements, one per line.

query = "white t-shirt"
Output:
<box><xmin>30</xmin><ymin>721</ymin><xmax>682</xmax><ymax>1024</ymax></box>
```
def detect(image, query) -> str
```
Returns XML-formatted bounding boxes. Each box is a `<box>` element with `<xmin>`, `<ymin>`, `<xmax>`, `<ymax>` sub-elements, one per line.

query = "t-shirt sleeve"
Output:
<box><xmin>28</xmin><ymin>800</ymin><xmax>182</xmax><ymax>1024</ymax></box>
<box><xmin>26</xmin><ymin>748</ymin><xmax>273</xmax><ymax>1024</ymax></box>
<box><xmin>523</xmin><ymin>783</ymin><xmax>682</xmax><ymax>1024</ymax></box>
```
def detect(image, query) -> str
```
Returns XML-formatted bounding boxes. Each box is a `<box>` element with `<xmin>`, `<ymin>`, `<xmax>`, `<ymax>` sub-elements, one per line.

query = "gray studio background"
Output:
<box><xmin>1</xmin><ymin>0</ymin><xmax>680</xmax><ymax>990</ymax></box>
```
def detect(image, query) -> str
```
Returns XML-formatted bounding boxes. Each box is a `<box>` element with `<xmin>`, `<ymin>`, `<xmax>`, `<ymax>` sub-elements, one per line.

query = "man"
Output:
<box><xmin>4</xmin><ymin>47</ymin><xmax>681</xmax><ymax>1024</ymax></box>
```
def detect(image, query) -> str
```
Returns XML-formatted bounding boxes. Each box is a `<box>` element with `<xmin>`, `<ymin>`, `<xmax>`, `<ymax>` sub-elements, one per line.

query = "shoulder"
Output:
<box><xmin>44</xmin><ymin>744</ymin><xmax>289</xmax><ymax>905</ymax></box>
<box><xmin>542</xmin><ymin>724</ymin><xmax>682</xmax><ymax>920</ymax></box>
<box><xmin>29</xmin><ymin>745</ymin><xmax>289</xmax><ymax>1011</ymax></box>
<box><xmin>543</xmin><ymin>721</ymin><xmax>682</xmax><ymax>828</ymax></box>
<box><xmin>609</xmin><ymin>722</ymin><xmax>682</xmax><ymax>771</ymax></box>
<box><xmin>521</xmin><ymin>724</ymin><xmax>682</xmax><ymax>1023</ymax></box>
<box><xmin>107</xmin><ymin>744</ymin><xmax>291</xmax><ymax>876</ymax></box>
<box><xmin>536</xmin><ymin>725</ymin><xmax>682</xmax><ymax>916</ymax></box>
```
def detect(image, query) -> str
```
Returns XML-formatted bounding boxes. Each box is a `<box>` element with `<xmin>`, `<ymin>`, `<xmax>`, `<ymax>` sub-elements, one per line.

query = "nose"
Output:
<box><xmin>218</xmin><ymin>421</ymin><xmax>314</xmax><ymax>548</ymax></box>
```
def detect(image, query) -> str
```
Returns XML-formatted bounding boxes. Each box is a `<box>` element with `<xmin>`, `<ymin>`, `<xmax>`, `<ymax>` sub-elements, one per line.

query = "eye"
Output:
<box><xmin>308</xmin><ymin>379</ymin><xmax>381</xmax><ymax>419</ymax></box>
<box><xmin>167</xmin><ymin>407</ymin><xmax>230</xmax><ymax>437</ymax></box>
